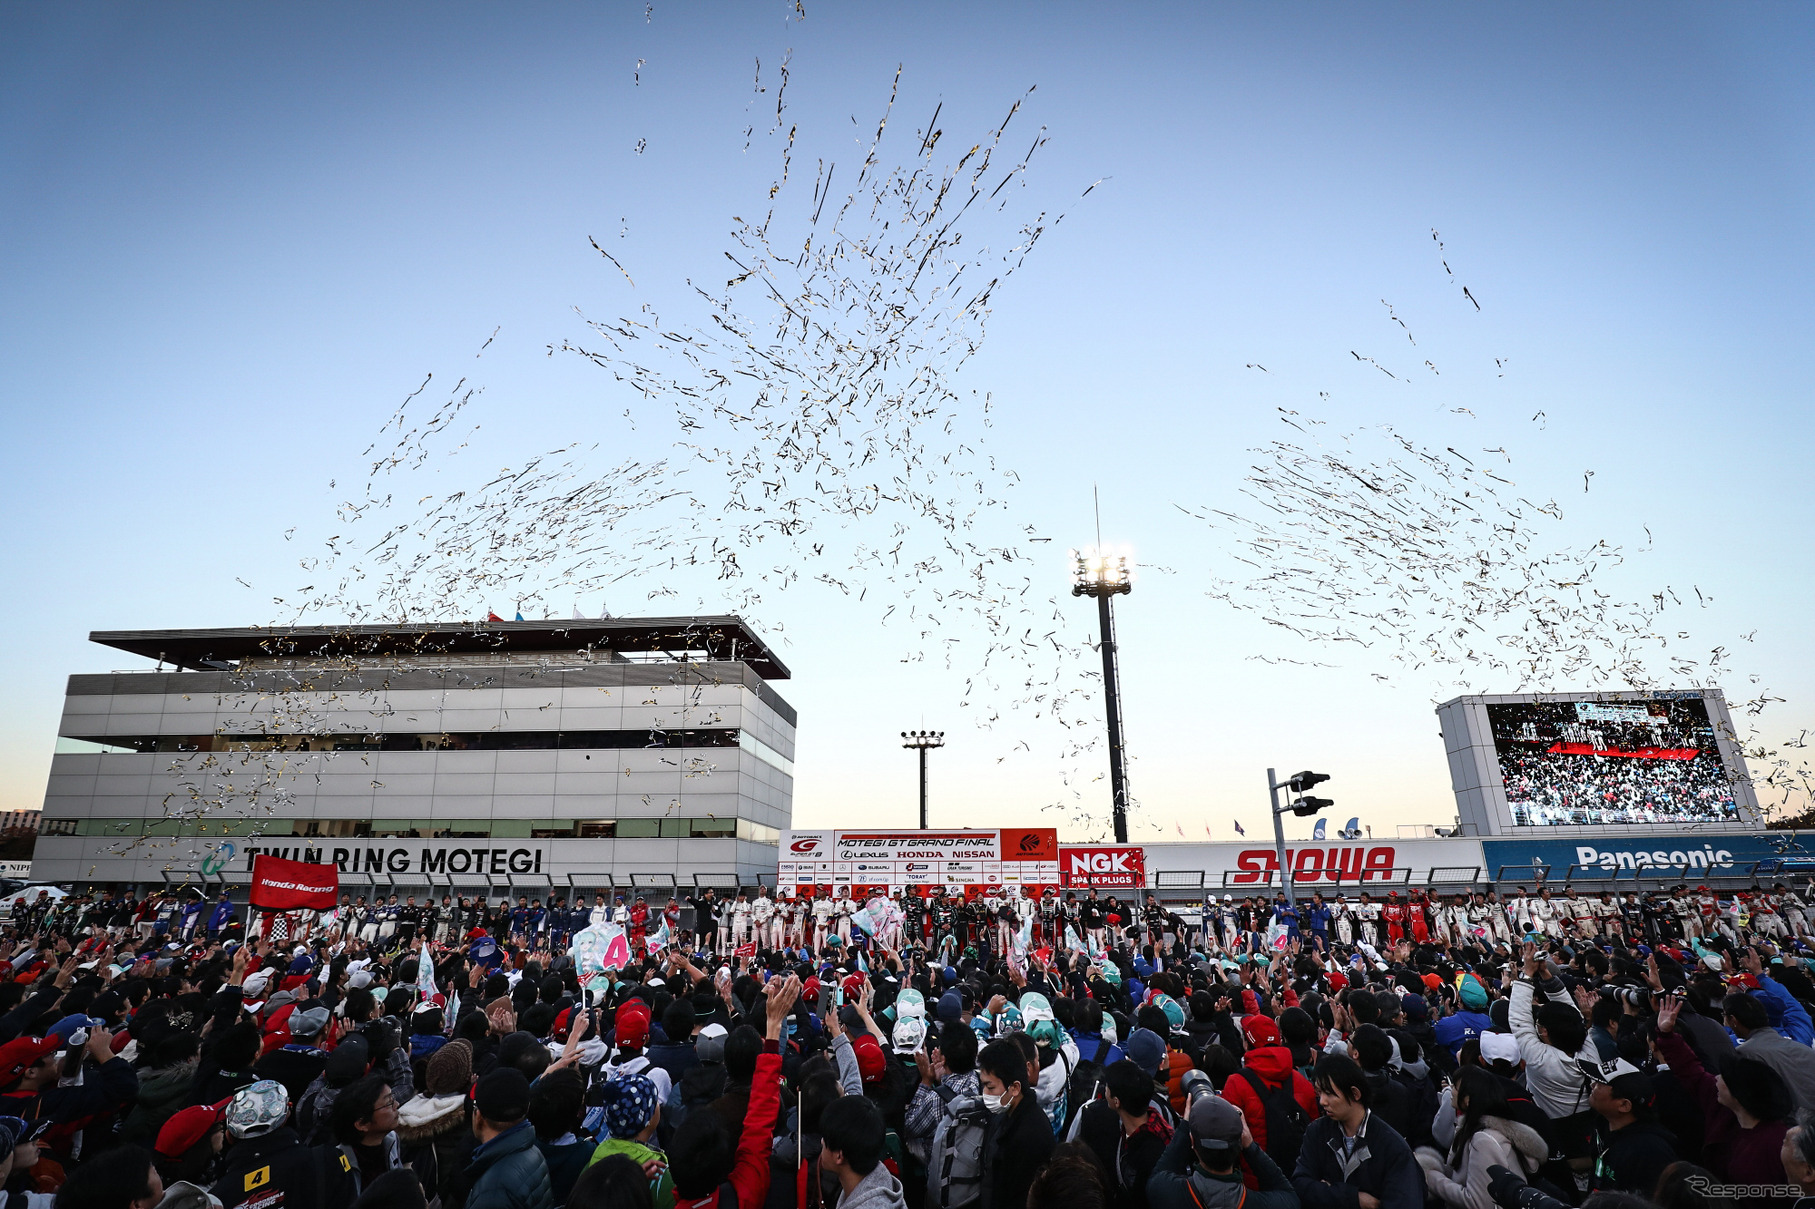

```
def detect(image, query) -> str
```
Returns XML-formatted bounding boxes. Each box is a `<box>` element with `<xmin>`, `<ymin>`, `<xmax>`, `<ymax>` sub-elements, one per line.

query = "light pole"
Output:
<box><xmin>901</xmin><ymin>730</ymin><xmax>945</xmax><ymax>829</ymax></box>
<box><xmin>1267</xmin><ymin>768</ymin><xmax>1333</xmax><ymax>907</ymax></box>
<box><xmin>1071</xmin><ymin>546</ymin><xmax>1134</xmax><ymax>844</ymax></box>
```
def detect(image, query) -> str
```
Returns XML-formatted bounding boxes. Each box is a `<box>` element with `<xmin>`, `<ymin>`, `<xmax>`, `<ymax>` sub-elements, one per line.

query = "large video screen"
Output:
<box><xmin>1486</xmin><ymin>697</ymin><xmax>1741</xmax><ymax>826</ymax></box>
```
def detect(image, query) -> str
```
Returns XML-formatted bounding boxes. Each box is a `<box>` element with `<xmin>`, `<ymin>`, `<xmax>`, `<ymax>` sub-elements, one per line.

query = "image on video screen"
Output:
<box><xmin>1486</xmin><ymin>697</ymin><xmax>1740</xmax><ymax>826</ymax></box>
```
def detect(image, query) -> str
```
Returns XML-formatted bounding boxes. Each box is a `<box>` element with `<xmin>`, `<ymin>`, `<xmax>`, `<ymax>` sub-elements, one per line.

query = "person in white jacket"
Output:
<box><xmin>1508</xmin><ymin>941</ymin><xmax>1598</xmax><ymax>1123</ymax></box>
<box><xmin>1416</xmin><ymin>1067</ymin><xmax>1548</xmax><ymax>1209</ymax></box>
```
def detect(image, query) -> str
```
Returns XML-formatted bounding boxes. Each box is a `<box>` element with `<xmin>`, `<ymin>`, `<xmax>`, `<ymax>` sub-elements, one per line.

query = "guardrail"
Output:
<box><xmin>1492</xmin><ymin>864</ymin><xmax>1551</xmax><ymax>887</ymax></box>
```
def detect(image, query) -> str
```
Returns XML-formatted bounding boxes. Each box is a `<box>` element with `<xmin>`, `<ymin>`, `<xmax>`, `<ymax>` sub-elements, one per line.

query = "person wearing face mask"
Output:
<box><xmin>975</xmin><ymin>1040</ymin><xmax>1054</xmax><ymax>1209</ymax></box>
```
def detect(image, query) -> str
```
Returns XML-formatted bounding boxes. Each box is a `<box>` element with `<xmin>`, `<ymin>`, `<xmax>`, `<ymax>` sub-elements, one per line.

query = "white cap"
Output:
<box><xmin>1480</xmin><ymin>1032</ymin><xmax>1522</xmax><ymax>1065</ymax></box>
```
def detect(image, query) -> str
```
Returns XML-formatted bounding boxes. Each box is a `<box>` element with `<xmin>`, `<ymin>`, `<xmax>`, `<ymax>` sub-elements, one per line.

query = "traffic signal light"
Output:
<box><xmin>1291</xmin><ymin>795</ymin><xmax>1334</xmax><ymax>817</ymax></box>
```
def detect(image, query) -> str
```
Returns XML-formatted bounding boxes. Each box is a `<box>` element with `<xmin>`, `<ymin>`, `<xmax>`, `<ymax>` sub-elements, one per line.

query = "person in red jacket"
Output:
<box><xmin>667</xmin><ymin>973</ymin><xmax>799</xmax><ymax>1209</ymax></box>
<box><xmin>1408</xmin><ymin>892</ymin><xmax>1431</xmax><ymax>945</ymax></box>
<box><xmin>1382</xmin><ymin>893</ymin><xmax>1406</xmax><ymax>945</ymax></box>
<box><xmin>1223</xmin><ymin>1015</ymin><xmax>1320</xmax><ymax>1181</ymax></box>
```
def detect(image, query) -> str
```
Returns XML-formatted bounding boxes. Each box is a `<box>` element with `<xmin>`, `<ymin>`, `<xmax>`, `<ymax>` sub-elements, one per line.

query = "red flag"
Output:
<box><xmin>249</xmin><ymin>854</ymin><xmax>339</xmax><ymax>910</ymax></box>
<box><xmin>735</xmin><ymin>942</ymin><xmax>757</xmax><ymax>959</ymax></box>
<box><xmin>486</xmin><ymin>612</ymin><xmax>505</xmax><ymax>622</ymax></box>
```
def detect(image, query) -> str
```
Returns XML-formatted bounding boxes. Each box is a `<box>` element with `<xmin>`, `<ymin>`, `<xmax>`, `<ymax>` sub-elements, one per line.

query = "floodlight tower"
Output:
<box><xmin>1070</xmin><ymin>546</ymin><xmax>1134</xmax><ymax>844</ymax></box>
<box><xmin>901</xmin><ymin>730</ymin><xmax>945</xmax><ymax>829</ymax></box>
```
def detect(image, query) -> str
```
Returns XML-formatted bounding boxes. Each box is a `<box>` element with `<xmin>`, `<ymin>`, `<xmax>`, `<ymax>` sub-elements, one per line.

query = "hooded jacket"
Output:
<box><xmin>1416</xmin><ymin>1116</ymin><xmax>1547</xmax><ymax>1209</ymax></box>
<box><xmin>839</xmin><ymin>1161</ymin><xmax>906</xmax><ymax>1209</ymax></box>
<box><xmin>396</xmin><ymin>1091</ymin><xmax>473</xmax><ymax>1209</ymax></box>
<box><xmin>1222</xmin><ymin>1046</ymin><xmax>1319</xmax><ymax>1157</ymax></box>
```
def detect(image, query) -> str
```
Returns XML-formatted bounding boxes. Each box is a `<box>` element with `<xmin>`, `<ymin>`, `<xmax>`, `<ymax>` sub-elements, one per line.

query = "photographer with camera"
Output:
<box><xmin>1147</xmin><ymin>1089</ymin><xmax>1295</xmax><ymax>1209</ymax></box>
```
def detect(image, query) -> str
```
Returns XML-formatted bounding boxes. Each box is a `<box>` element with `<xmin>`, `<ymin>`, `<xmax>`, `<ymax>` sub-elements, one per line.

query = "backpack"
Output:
<box><xmin>1238</xmin><ymin>1069</ymin><xmax>1308</xmax><ymax>1171</ymax></box>
<box><xmin>927</xmin><ymin>1085</ymin><xmax>990</xmax><ymax>1209</ymax></box>
<box><xmin>1063</xmin><ymin>1039</ymin><xmax>1115</xmax><ymax>1133</ymax></box>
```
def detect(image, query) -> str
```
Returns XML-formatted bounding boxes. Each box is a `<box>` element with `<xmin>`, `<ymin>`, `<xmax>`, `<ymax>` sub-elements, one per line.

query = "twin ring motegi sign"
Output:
<box><xmin>235</xmin><ymin>840</ymin><xmax>548</xmax><ymax>879</ymax></box>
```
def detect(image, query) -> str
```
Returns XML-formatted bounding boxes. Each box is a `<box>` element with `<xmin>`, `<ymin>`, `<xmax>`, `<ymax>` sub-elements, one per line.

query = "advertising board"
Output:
<box><xmin>1059</xmin><ymin>845</ymin><xmax>1146</xmax><ymax>888</ymax></box>
<box><xmin>778</xmin><ymin>829</ymin><xmax>1058</xmax><ymax>897</ymax></box>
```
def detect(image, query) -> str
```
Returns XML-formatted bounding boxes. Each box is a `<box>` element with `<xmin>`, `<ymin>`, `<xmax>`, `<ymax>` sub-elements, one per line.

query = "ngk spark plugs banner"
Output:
<box><xmin>779</xmin><ymin>829</ymin><xmax>1057</xmax><ymax>896</ymax></box>
<box><xmin>1060</xmin><ymin>845</ymin><xmax>1146</xmax><ymax>888</ymax></box>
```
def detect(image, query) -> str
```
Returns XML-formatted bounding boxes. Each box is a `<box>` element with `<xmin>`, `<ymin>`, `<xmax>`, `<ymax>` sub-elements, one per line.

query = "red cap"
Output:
<box><xmin>554</xmin><ymin>1008</ymin><xmax>573</xmax><ymax>1036</ymax></box>
<box><xmin>156</xmin><ymin>1099</ymin><xmax>230</xmax><ymax>1158</ymax></box>
<box><xmin>842</xmin><ymin>974</ymin><xmax>867</xmax><ymax>1002</ymax></box>
<box><xmin>0</xmin><ymin>1037</ymin><xmax>59</xmax><ymax>1087</ymax></box>
<box><xmin>852</xmin><ymin>1034</ymin><xmax>887</xmax><ymax>1084</ymax></box>
<box><xmin>615</xmin><ymin>1002</ymin><xmax>651</xmax><ymax>1049</ymax></box>
<box><xmin>1241</xmin><ymin>1015</ymin><xmax>1281</xmax><ymax>1048</ymax></box>
<box><xmin>1422</xmin><ymin>973</ymin><xmax>1443</xmax><ymax>991</ymax></box>
<box><xmin>1327</xmin><ymin>971</ymin><xmax>1349</xmax><ymax>992</ymax></box>
<box><xmin>803</xmin><ymin>977</ymin><xmax>822</xmax><ymax>1000</ymax></box>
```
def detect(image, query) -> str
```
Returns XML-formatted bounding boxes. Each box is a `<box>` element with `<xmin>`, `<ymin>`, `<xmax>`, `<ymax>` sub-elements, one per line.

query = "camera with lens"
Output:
<box><xmin>1179</xmin><ymin>1068</ymin><xmax>1216</xmax><ymax>1109</ymax></box>
<box><xmin>1597</xmin><ymin>985</ymin><xmax>1648</xmax><ymax>1009</ymax></box>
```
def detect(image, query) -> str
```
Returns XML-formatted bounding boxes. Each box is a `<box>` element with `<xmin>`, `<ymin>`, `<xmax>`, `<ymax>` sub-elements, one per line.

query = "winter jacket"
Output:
<box><xmin>1656</xmin><ymin>1030</ymin><xmax>1788</xmax><ymax>1185</ymax></box>
<box><xmin>213</xmin><ymin>1126</ymin><xmax>358</xmax><ymax>1209</ymax></box>
<box><xmin>397</xmin><ymin>1090</ymin><xmax>473</xmax><ymax>1209</ymax></box>
<box><xmin>536</xmin><ymin>1133</ymin><xmax>597</xmax><ymax>1205</ymax></box>
<box><xmin>1753</xmin><ymin>975</ymin><xmax>1815</xmax><ymax>1047</ymax></box>
<box><xmin>464</xmin><ymin>1120</ymin><xmax>555</xmax><ymax>1209</ymax></box>
<box><xmin>588</xmin><ymin>1137</ymin><xmax>675</xmax><ymax>1209</ymax></box>
<box><xmin>1739</xmin><ymin>1025</ymin><xmax>1815</xmax><ymax>1117</ymax></box>
<box><xmin>1074</xmin><ymin>1100</ymin><xmax>1173</xmax><ymax>1209</ymax></box>
<box><xmin>1591</xmin><ymin>1119</ymin><xmax>1678</xmax><ymax>1195</ymax></box>
<box><xmin>1146</xmin><ymin>1127</ymin><xmax>1296</xmax><ymax>1209</ymax></box>
<box><xmin>839</xmin><ymin>1162</ymin><xmax>906</xmax><ymax>1209</ymax></box>
<box><xmin>673</xmin><ymin>1048</ymin><xmax>782</xmax><ymax>1209</ymax></box>
<box><xmin>119</xmin><ymin>1061</ymin><xmax>199</xmax><ymax>1146</ymax></box>
<box><xmin>1415</xmin><ymin>1116</ymin><xmax>1546</xmax><ymax>1209</ymax></box>
<box><xmin>1222</xmin><ymin>1046</ymin><xmax>1319</xmax><ymax>1157</ymax></box>
<box><xmin>980</xmin><ymin>1093</ymin><xmax>1056</xmax><ymax>1209</ymax></box>
<box><xmin>1290</xmin><ymin>1111</ymin><xmax>1423</xmax><ymax>1209</ymax></box>
<box><xmin>1507</xmin><ymin>980</ymin><xmax>1595</xmax><ymax>1121</ymax></box>
<box><xmin>256</xmin><ymin>1045</ymin><xmax>329</xmax><ymax>1105</ymax></box>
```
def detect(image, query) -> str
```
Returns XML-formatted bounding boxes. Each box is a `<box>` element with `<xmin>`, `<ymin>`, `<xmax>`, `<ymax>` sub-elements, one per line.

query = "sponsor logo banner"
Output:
<box><xmin>250</xmin><ymin>854</ymin><xmax>339</xmax><ymax>910</ymax></box>
<box><xmin>1060</xmin><ymin>845</ymin><xmax>1146</xmax><ymax>888</ymax></box>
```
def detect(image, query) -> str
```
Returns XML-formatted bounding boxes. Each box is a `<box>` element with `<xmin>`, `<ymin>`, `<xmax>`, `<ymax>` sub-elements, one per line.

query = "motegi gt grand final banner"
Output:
<box><xmin>779</xmin><ymin>829</ymin><xmax>1058</xmax><ymax>898</ymax></box>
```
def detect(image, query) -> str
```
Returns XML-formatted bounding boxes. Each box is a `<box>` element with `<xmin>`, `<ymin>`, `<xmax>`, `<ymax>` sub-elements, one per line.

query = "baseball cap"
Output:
<box><xmin>0</xmin><ymin>1037</ymin><xmax>59</xmax><ymax>1086</ymax></box>
<box><xmin>1479</xmin><ymin>1032</ymin><xmax>1522</xmax><ymax>1065</ymax></box>
<box><xmin>852</xmin><ymin>1034</ymin><xmax>887</xmax><ymax>1084</ymax></box>
<box><xmin>695</xmin><ymin>1023</ymin><xmax>729</xmax><ymax>1064</ymax></box>
<box><xmin>1124</xmin><ymin>1028</ymin><xmax>1166</xmax><ymax>1077</ymax></box>
<box><xmin>155</xmin><ymin>1099</ymin><xmax>230</xmax><ymax>1158</ymax></box>
<box><xmin>1187</xmin><ymin>1094</ymin><xmax>1245</xmax><ymax>1151</ymax></box>
<box><xmin>1241</xmin><ymin>1015</ymin><xmax>1280</xmax><ymax>1048</ymax></box>
<box><xmin>1578</xmin><ymin>1056</ymin><xmax>1655</xmax><ymax>1110</ymax></box>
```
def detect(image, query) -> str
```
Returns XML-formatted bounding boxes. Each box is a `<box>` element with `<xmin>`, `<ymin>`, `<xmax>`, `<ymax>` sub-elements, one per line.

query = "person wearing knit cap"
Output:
<box><xmin>397</xmin><ymin>1040</ymin><xmax>474</xmax><ymax>1209</ymax></box>
<box><xmin>1223</xmin><ymin>1013</ymin><xmax>1318</xmax><ymax>1163</ymax></box>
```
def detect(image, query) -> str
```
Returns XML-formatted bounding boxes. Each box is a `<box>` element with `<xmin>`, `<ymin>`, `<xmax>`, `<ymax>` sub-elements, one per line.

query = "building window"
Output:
<box><xmin>575</xmin><ymin>821</ymin><xmax>617</xmax><ymax>838</ymax></box>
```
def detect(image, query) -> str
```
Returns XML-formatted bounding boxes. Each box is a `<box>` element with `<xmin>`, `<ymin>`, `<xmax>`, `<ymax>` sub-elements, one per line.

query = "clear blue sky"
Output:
<box><xmin>4</xmin><ymin>4</ymin><xmax>1812</xmax><ymax>839</ymax></box>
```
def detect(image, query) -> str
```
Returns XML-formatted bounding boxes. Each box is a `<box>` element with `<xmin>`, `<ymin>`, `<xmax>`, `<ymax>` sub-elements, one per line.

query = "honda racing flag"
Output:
<box><xmin>249</xmin><ymin>854</ymin><xmax>340</xmax><ymax>911</ymax></box>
